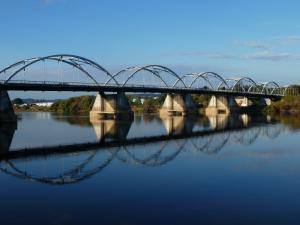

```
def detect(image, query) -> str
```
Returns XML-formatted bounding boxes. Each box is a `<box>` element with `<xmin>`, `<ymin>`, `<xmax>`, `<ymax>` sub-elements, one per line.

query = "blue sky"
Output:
<box><xmin>1</xmin><ymin>0</ymin><xmax>300</xmax><ymax>98</ymax></box>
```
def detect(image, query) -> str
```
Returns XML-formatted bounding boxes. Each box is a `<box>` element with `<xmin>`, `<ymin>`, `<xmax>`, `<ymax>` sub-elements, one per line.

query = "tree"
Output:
<box><xmin>12</xmin><ymin>98</ymin><xmax>24</xmax><ymax>105</ymax></box>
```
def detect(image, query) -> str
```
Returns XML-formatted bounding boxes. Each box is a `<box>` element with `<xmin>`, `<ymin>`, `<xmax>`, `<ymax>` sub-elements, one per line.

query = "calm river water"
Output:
<box><xmin>0</xmin><ymin>112</ymin><xmax>300</xmax><ymax>225</ymax></box>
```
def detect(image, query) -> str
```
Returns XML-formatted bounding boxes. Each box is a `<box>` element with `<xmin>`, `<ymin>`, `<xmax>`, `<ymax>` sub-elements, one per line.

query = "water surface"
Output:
<box><xmin>0</xmin><ymin>112</ymin><xmax>300</xmax><ymax>225</ymax></box>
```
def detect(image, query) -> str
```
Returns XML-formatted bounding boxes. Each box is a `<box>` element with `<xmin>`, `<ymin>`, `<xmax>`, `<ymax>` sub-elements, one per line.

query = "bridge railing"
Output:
<box><xmin>0</xmin><ymin>79</ymin><xmax>284</xmax><ymax>97</ymax></box>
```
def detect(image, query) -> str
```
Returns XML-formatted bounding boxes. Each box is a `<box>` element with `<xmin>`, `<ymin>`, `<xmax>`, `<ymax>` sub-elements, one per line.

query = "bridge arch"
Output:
<box><xmin>173</xmin><ymin>72</ymin><xmax>229</xmax><ymax>90</ymax></box>
<box><xmin>282</xmin><ymin>85</ymin><xmax>293</xmax><ymax>95</ymax></box>
<box><xmin>260</xmin><ymin>81</ymin><xmax>281</xmax><ymax>95</ymax></box>
<box><xmin>0</xmin><ymin>54</ymin><xmax>118</xmax><ymax>85</ymax></box>
<box><xmin>226</xmin><ymin>77</ymin><xmax>258</xmax><ymax>93</ymax></box>
<box><xmin>105</xmin><ymin>65</ymin><xmax>186</xmax><ymax>88</ymax></box>
<box><xmin>191</xmin><ymin>72</ymin><xmax>229</xmax><ymax>90</ymax></box>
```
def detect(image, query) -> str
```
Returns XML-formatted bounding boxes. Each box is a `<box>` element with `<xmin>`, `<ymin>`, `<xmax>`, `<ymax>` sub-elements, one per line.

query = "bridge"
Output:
<box><xmin>0</xmin><ymin>54</ymin><xmax>291</xmax><ymax>120</ymax></box>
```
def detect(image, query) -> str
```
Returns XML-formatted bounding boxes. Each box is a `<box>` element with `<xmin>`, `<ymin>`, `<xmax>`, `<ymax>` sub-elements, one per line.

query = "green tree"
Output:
<box><xmin>12</xmin><ymin>98</ymin><xmax>24</xmax><ymax>105</ymax></box>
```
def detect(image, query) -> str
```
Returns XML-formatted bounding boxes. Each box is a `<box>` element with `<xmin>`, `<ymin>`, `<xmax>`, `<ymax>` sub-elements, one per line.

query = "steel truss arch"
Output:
<box><xmin>260</xmin><ymin>81</ymin><xmax>281</xmax><ymax>94</ymax></box>
<box><xmin>181</xmin><ymin>72</ymin><xmax>230</xmax><ymax>90</ymax></box>
<box><xmin>226</xmin><ymin>77</ymin><xmax>258</xmax><ymax>92</ymax></box>
<box><xmin>106</xmin><ymin>65</ymin><xmax>186</xmax><ymax>87</ymax></box>
<box><xmin>0</xmin><ymin>55</ymin><xmax>285</xmax><ymax>97</ymax></box>
<box><xmin>1</xmin><ymin>54</ymin><xmax>118</xmax><ymax>85</ymax></box>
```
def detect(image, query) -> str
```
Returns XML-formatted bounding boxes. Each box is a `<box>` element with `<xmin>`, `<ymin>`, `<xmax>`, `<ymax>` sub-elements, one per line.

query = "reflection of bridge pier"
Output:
<box><xmin>207</xmin><ymin>114</ymin><xmax>229</xmax><ymax>130</ymax></box>
<box><xmin>159</xmin><ymin>94</ymin><xmax>198</xmax><ymax>116</ymax></box>
<box><xmin>0</xmin><ymin>121</ymin><xmax>17</xmax><ymax>154</ymax></box>
<box><xmin>0</xmin><ymin>90</ymin><xmax>17</xmax><ymax>122</ymax></box>
<box><xmin>207</xmin><ymin>113</ymin><xmax>252</xmax><ymax>130</ymax></box>
<box><xmin>90</xmin><ymin>92</ymin><xmax>133</xmax><ymax>120</ymax></box>
<box><xmin>161</xmin><ymin>115</ymin><xmax>197</xmax><ymax>135</ymax></box>
<box><xmin>90</xmin><ymin>117</ymin><xmax>133</xmax><ymax>142</ymax></box>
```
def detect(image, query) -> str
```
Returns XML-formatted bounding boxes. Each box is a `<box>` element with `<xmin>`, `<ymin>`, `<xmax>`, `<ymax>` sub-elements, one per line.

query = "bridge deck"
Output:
<box><xmin>0</xmin><ymin>81</ymin><xmax>283</xmax><ymax>99</ymax></box>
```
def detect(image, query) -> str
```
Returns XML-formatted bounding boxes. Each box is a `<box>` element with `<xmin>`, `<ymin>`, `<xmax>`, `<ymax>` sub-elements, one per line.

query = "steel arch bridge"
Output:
<box><xmin>0</xmin><ymin>54</ymin><xmax>287</xmax><ymax>98</ymax></box>
<box><xmin>0</xmin><ymin>122</ymin><xmax>285</xmax><ymax>185</ymax></box>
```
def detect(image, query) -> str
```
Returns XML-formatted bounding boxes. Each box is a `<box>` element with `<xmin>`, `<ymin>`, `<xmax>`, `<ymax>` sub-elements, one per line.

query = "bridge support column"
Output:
<box><xmin>265</xmin><ymin>98</ymin><xmax>272</xmax><ymax>106</ymax></box>
<box><xmin>159</xmin><ymin>94</ymin><xmax>198</xmax><ymax>117</ymax></box>
<box><xmin>205</xmin><ymin>95</ymin><xmax>239</xmax><ymax>115</ymax></box>
<box><xmin>235</xmin><ymin>97</ymin><xmax>252</xmax><ymax>107</ymax></box>
<box><xmin>0</xmin><ymin>91</ymin><xmax>17</xmax><ymax>122</ymax></box>
<box><xmin>90</xmin><ymin>92</ymin><xmax>133</xmax><ymax>120</ymax></box>
<box><xmin>251</xmin><ymin>97</ymin><xmax>270</xmax><ymax>107</ymax></box>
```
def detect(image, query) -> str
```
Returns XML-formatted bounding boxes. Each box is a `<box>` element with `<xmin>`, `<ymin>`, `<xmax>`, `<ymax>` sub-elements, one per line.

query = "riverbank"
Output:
<box><xmin>264</xmin><ymin>96</ymin><xmax>300</xmax><ymax>114</ymax></box>
<box><xmin>14</xmin><ymin>105</ymin><xmax>52</xmax><ymax>112</ymax></box>
<box><xmin>14</xmin><ymin>95</ymin><xmax>300</xmax><ymax>117</ymax></box>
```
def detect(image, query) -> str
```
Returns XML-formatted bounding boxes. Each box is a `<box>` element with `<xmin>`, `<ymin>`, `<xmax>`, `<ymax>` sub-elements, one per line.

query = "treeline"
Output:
<box><xmin>49</xmin><ymin>94</ymin><xmax>211</xmax><ymax>114</ymax></box>
<box><xmin>129</xmin><ymin>95</ymin><xmax>165</xmax><ymax>113</ymax></box>
<box><xmin>129</xmin><ymin>94</ymin><xmax>211</xmax><ymax>113</ymax></box>
<box><xmin>50</xmin><ymin>96</ymin><xmax>95</xmax><ymax>113</ymax></box>
<box><xmin>265</xmin><ymin>95</ymin><xmax>300</xmax><ymax>114</ymax></box>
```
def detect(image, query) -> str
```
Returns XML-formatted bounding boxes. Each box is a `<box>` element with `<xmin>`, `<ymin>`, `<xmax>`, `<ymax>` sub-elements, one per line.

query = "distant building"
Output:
<box><xmin>34</xmin><ymin>102</ymin><xmax>54</xmax><ymax>107</ymax></box>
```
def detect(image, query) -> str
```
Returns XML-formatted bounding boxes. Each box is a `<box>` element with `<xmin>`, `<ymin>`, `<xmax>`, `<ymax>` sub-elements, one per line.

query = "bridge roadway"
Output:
<box><xmin>0</xmin><ymin>80</ymin><xmax>283</xmax><ymax>99</ymax></box>
<box><xmin>0</xmin><ymin>120</ymin><xmax>278</xmax><ymax>162</ymax></box>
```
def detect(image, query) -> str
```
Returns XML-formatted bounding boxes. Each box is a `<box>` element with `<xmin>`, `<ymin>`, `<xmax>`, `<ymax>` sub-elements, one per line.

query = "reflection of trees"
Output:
<box><xmin>271</xmin><ymin>113</ymin><xmax>300</xmax><ymax>130</ymax></box>
<box><xmin>51</xmin><ymin>113</ymin><xmax>92</xmax><ymax>127</ymax></box>
<box><xmin>134</xmin><ymin>114</ymin><xmax>142</xmax><ymax>124</ymax></box>
<box><xmin>143</xmin><ymin>114</ymin><xmax>161</xmax><ymax>123</ymax></box>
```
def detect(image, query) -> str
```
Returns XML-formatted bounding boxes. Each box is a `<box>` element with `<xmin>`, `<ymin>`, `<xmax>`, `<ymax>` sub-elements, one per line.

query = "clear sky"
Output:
<box><xmin>1</xmin><ymin>0</ymin><xmax>300</xmax><ymax>98</ymax></box>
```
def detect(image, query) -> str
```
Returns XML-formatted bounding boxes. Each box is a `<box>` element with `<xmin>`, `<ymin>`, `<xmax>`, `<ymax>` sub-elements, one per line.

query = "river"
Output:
<box><xmin>0</xmin><ymin>112</ymin><xmax>299</xmax><ymax>225</ymax></box>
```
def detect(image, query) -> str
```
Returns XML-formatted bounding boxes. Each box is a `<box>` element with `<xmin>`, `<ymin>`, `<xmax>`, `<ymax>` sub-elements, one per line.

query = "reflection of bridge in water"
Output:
<box><xmin>0</xmin><ymin>114</ymin><xmax>285</xmax><ymax>185</ymax></box>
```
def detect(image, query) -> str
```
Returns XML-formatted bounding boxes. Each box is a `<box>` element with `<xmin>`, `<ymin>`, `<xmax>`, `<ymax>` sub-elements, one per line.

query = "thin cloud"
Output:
<box><xmin>242</xmin><ymin>51</ymin><xmax>300</xmax><ymax>61</ymax></box>
<box><xmin>275</xmin><ymin>35</ymin><xmax>300</xmax><ymax>44</ymax></box>
<box><xmin>172</xmin><ymin>50</ymin><xmax>300</xmax><ymax>62</ymax></box>
<box><xmin>167</xmin><ymin>63</ymin><xmax>237</xmax><ymax>74</ymax></box>
<box><xmin>243</xmin><ymin>41</ymin><xmax>270</xmax><ymax>50</ymax></box>
<box><xmin>173</xmin><ymin>51</ymin><xmax>235</xmax><ymax>59</ymax></box>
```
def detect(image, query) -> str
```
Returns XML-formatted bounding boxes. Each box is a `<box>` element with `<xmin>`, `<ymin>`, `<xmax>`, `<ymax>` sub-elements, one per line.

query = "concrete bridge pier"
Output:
<box><xmin>250</xmin><ymin>97</ymin><xmax>271</xmax><ymax>107</ymax></box>
<box><xmin>205</xmin><ymin>95</ymin><xmax>239</xmax><ymax>116</ymax></box>
<box><xmin>257</xmin><ymin>98</ymin><xmax>272</xmax><ymax>106</ymax></box>
<box><xmin>90</xmin><ymin>92</ymin><xmax>133</xmax><ymax>120</ymax></box>
<box><xmin>0</xmin><ymin>90</ymin><xmax>17</xmax><ymax>122</ymax></box>
<box><xmin>235</xmin><ymin>97</ymin><xmax>253</xmax><ymax>107</ymax></box>
<box><xmin>159</xmin><ymin>94</ymin><xmax>198</xmax><ymax>117</ymax></box>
